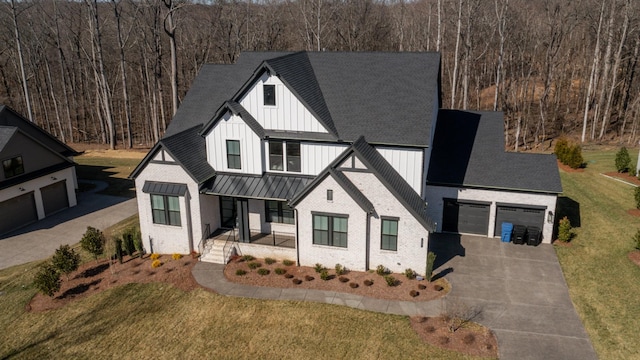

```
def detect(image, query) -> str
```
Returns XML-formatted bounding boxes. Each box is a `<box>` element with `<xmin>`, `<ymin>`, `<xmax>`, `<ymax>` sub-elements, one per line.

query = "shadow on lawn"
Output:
<box><xmin>75</xmin><ymin>164</ymin><xmax>135</xmax><ymax>198</ymax></box>
<box><xmin>58</xmin><ymin>279</ymin><xmax>102</xmax><ymax>299</ymax></box>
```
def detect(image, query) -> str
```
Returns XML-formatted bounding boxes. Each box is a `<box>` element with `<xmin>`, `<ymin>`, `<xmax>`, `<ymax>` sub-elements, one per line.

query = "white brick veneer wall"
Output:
<box><xmin>424</xmin><ymin>185</ymin><xmax>558</xmax><ymax>243</ymax></box>
<box><xmin>296</xmin><ymin>171</ymin><xmax>430</xmax><ymax>275</ymax></box>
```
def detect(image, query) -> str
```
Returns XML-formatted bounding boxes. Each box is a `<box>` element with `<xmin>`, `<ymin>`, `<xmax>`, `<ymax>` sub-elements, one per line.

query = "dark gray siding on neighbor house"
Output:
<box><xmin>0</xmin><ymin>131</ymin><xmax>66</xmax><ymax>182</ymax></box>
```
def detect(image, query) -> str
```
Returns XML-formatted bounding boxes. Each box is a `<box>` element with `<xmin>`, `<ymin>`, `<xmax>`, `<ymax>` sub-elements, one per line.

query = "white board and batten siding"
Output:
<box><xmin>375</xmin><ymin>146</ymin><xmax>424</xmax><ymax>195</ymax></box>
<box><xmin>239</xmin><ymin>73</ymin><xmax>328</xmax><ymax>133</ymax></box>
<box><xmin>205</xmin><ymin>111</ymin><xmax>262</xmax><ymax>175</ymax></box>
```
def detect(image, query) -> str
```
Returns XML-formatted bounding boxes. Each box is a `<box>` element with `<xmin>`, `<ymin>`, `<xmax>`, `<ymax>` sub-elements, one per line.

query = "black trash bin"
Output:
<box><xmin>512</xmin><ymin>225</ymin><xmax>527</xmax><ymax>244</ymax></box>
<box><xmin>526</xmin><ymin>226</ymin><xmax>541</xmax><ymax>246</ymax></box>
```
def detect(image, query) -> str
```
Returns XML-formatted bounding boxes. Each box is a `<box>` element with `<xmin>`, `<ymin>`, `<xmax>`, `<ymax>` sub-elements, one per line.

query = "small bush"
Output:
<box><xmin>616</xmin><ymin>147</ymin><xmax>632</xmax><ymax>173</ymax></box>
<box><xmin>376</xmin><ymin>265</ymin><xmax>388</xmax><ymax>276</ymax></box>
<box><xmin>172</xmin><ymin>253</ymin><xmax>182</xmax><ymax>260</ymax></box>
<box><xmin>81</xmin><ymin>226</ymin><xmax>105</xmax><ymax>261</ymax></box>
<box><xmin>292</xmin><ymin>278</ymin><xmax>302</xmax><ymax>285</ymax></box>
<box><xmin>33</xmin><ymin>262</ymin><xmax>61</xmax><ymax>297</ymax></box>
<box><xmin>284</xmin><ymin>273</ymin><xmax>294</xmax><ymax>279</ymax></box>
<box><xmin>404</xmin><ymin>268</ymin><xmax>416</xmax><ymax>279</ymax></box>
<box><xmin>566</xmin><ymin>144</ymin><xmax>584</xmax><ymax>169</ymax></box>
<box><xmin>349</xmin><ymin>282</ymin><xmax>358</xmax><ymax>288</ymax></box>
<box><xmin>114</xmin><ymin>238</ymin><xmax>123</xmax><ymax>264</ymax></box>
<box><xmin>554</xmin><ymin>138</ymin><xmax>570</xmax><ymax>163</ymax></box>
<box><xmin>242</xmin><ymin>255</ymin><xmax>255</xmax><ymax>261</ymax></box>
<box><xmin>409</xmin><ymin>290</ymin><xmax>419</xmax><ymax>297</ymax></box>
<box><xmin>635</xmin><ymin>187</ymin><xmax>640</xmax><ymax>209</ymax></box>
<box><xmin>338</xmin><ymin>276</ymin><xmax>349</xmax><ymax>283</ymax></box>
<box><xmin>334</xmin><ymin>263</ymin><xmax>345</xmax><ymax>275</ymax></box>
<box><xmin>282</xmin><ymin>259</ymin><xmax>295</xmax><ymax>266</ymax></box>
<box><xmin>557</xmin><ymin>216</ymin><xmax>573</xmax><ymax>242</ymax></box>
<box><xmin>265</xmin><ymin>257</ymin><xmax>276</xmax><ymax>265</ymax></box>
<box><xmin>275</xmin><ymin>268</ymin><xmax>286</xmax><ymax>275</ymax></box>
<box><xmin>425</xmin><ymin>251</ymin><xmax>437</xmax><ymax>282</ymax></box>
<box><xmin>364</xmin><ymin>279</ymin><xmax>373</xmax><ymax>286</ymax></box>
<box><xmin>247</xmin><ymin>262</ymin><xmax>262</xmax><ymax>269</ymax></box>
<box><xmin>320</xmin><ymin>269</ymin><xmax>330</xmax><ymax>280</ymax></box>
<box><xmin>418</xmin><ymin>284</ymin><xmax>427</xmax><ymax>290</ymax></box>
<box><xmin>314</xmin><ymin>263</ymin><xmax>324</xmax><ymax>273</ymax></box>
<box><xmin>236</xmin><ymin>269</ymin><xmax>247</xmax><ymax>276</ymax></box>
<box><xmin>150</xmin><ymin>253</ymin><xmax>161</xmax><ymax>261</ymax></box>
<box><xmin>51</xmin><ymin>244</ymin><xmax>80</xmax><ymax>281</ymax></box>
<box><xmin>257</xmin><ymin>268</ymin><xmax>270</xmax><ymax>276</ymax></box>
<box><xmin>151</xmin><ymin>260</ymin><xmax>162</xmax><ymax>268</ymax></box>
<box><xmin>384</xmin><ymin>275</ymin><xmax>397</xmax><ymax>286</ymax></box>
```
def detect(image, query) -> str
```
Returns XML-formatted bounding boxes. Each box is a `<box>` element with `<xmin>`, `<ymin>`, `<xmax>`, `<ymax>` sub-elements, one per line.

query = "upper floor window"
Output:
<box><xmin>3</xmin><ymin>156</ymin><xmax>24</xmax><ymax>178</ymax></box>
<box><xmin>226</xmin><ymin>140</ymin><xmax>241</xmax><ymax>169</ymax></box>
<box><xmin>151</xmin><ymin>194</ymin><xmax>181</xmax><ymax>226</ymax></box>
<box><xmin>268</xmin><ymin>141</ymin><xmax>300</xmax><ymax>172</ymax></box>
<box><xmin>264</xmin><ymin>84</ymin><xmax>276</xmax><ymax>106</ymax></box>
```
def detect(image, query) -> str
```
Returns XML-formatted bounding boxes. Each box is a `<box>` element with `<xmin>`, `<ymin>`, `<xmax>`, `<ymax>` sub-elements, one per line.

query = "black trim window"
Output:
<box><xmin>381</xmin><ymin>218</ymin><xmax>398</xmax><ymax>251</ymax></box>
<box><xmin>264</xmin><ymin>84</ymin><xmax>276</xmax><ymax>106</ymax></box>
<box><xmin>268</xmin><ymin>141</ymin><xmax>301</xmax><ymax>172</ymax></box>
<box><xmin>313</xmin><ymin>214</ymin><xmax>347</xmax><ymax>248</ymax></box>
<box><xmin>226</xmin><ymin>140</ymin><xmax>241</xmax><ymax>169</ymax></box>
<box><xmin>3</xmin><ymin>156</ymin><xmax>24</xmax><ymax>178</ymax></box>
<box><xmin>151</xmin><ymin>194</ymin><xmax>181</xmax><ymax>226</ymax></box>
<box><xmin>265</xmin><ymin>200</ymin><xmax>294</xmax><ymax>224</ymax></box>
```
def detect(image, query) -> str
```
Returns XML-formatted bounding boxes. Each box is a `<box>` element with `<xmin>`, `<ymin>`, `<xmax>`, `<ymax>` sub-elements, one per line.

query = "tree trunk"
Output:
<box><xmin>10</xmin><ymin>0</ymin><xmax>34</xmax><ymax>122</ymax></box>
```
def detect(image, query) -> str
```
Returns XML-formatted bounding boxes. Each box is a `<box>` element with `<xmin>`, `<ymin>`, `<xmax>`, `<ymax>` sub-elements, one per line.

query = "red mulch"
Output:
<box><xmin>629</xmin><ymin>251</ymin><xmax>640</xmax><ymax>267</ymax></box>
<box><xmin>410</xmin><ymin>316</ymin><xmax>498</xmax><ymax>358</ymax></box>
<box><xmin>604</xmin><ymin>171</ymin><xmax>640</xmax><ymax>186</ymax></box>
<box><xmin>627</xmin><ymin>209</ymin><xmax>640</xmax><ymax>218</ymax></box>
<box><xmin>557</xmin><ymin>161</ymin><xmax>584</xmax><ymax>173</ymax></box>
<box><xmin>552</xmin><ymin>240</ymin><xmax>573</xmax><ymax>248</ymax></box>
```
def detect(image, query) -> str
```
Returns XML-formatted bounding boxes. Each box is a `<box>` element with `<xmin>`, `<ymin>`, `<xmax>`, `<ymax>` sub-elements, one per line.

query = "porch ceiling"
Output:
<box><xmin>201</xmin><ymin>172</ymin><xmax>314</xmax><ymax>201</ymax></box>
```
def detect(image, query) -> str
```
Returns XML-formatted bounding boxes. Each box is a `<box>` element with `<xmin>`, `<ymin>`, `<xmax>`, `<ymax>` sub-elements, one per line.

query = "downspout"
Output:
<box><xmin>186</xmin><ymin>190</ymin><xmax>194</xmax><ymax>253</ymax></box>
<box><xmin>294</xmin><ymin>208</ymin><xmax>300</xmax><ymax>266</ymax></box>
<box><xmin>365</xmin><ymin>212</ymin><xmax>371</xmax><ymax>271</ymax></box>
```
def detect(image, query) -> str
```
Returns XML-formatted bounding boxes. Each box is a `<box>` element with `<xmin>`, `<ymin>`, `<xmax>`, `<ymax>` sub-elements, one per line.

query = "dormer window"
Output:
<box><xmin>3</xmin><ymin>156</ymin><xmax>24</xmax><ymax>178</ymax></box>
<box><xmin>263</xmin><ymin>84</ymin><xmax>276</xmax><ymax>106</ymax></box>
<box><xmin>269</xmin><ymin>140</ymin><xmax>300</xmax><ymax>172</ymax></box>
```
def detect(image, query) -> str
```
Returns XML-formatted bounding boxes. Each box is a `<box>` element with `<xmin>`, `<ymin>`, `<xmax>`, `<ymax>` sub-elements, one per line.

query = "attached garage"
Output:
<box><xmin>0</xmin><ymin>192</ymin><xmax>38</xmax><ymax>235</ymax></box>
<box><xmin>493</xmin><ymin>204</ymin><xmax>546</xmax><ymax>236</ymax></box>
<box><xmin>41</xmin><ymin>180</ymin><xmax>69</xmax><ymax>216</ymax></box>
<box><xmin>442</xmin><ymin>199</ymin><xmax>490</xmax><ymax>235</ymax></box>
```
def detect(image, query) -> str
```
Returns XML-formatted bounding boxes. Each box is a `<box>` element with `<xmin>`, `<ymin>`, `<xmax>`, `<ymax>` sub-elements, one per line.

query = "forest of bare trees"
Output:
<box><xmin>0</xmin><ymin>0</ymin><xmax>638</xmax><ymax>150</ymax></box>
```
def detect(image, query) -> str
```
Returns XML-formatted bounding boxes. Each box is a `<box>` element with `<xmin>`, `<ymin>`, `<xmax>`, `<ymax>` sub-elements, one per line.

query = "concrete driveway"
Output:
<box><xmin>430</xmin><ymin>233</ymin><xmax>597</xmax><ymax>360</ymax></box>
<box><xmin>0</xmin><ymin>181</ymin><xmax>137</xmax><ymax>270</ymax></box>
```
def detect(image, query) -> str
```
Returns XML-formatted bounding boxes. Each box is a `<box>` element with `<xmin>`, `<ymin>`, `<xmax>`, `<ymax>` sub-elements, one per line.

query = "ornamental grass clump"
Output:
<box><xmin>314</xmin><ymin>263</ymin><xmax>325</xmax><ymax>273</ymax></box>
<box><xmin>236</xmin><ymin>269</ymin><xmax>247</xmax><ymax>276</ymax></box>
<box><xmin>404</xmin><ymin>268</ymin><xmax>416</xmax><ymax>279</ymax></box>
<box><xmin>376</xmin><ymin>265</ymin><xmax>389</xmax><ymax>276</ymax></box>
<box><xmin>257</xmin><ymin>268</ymin><xmax>270</xmax><ymax>276</ymax></box>
<box><xmin>384</xmin><ymin>275</ymin><xmax>397</xmax><ymax>286</ymax></box>
<box><xmin>282</xmin><ymin>259</ymin><xmax>295</xmax><ymax>266</ymax></box>
<box><xmin>242</xmin><ymin>255</ymin><xmax>255</xmax><ymax>262</ymax></box>
<box><xmin>172</xmin><ymin>253</ymin><xmax>182</xmax><ymax>260</ymax></box>
<box><xmin>265</xmin><ymin>257</ymin><xmax>276</xmax><ymax>265</ymax></box>
<box><xmin>150</xmin><ymin>253</ymin><xmax>161</xmax><ymax>261</ymax></box>
<box><xmin>274</xmin><ymin>268</ymin><xmax>286</xmax><ymax>275</ymax></box>
<box><xmin>320</xmin><ymin>269</ymin><xmax>330</xmax><ymax>280</ymax></box>
<box><xmin>151</xmin><ymin>260</ymin><xmax>162</xmax><ymax>268</ymax></box>
<box><xmin>247</xmin><ymin>262</ymin><xmax>262</xmax><ymax>270</ymax></box>
<box><xmin>334</xmin><ymin>263</ymin><xmax>345</xmax><ymax>275</ymax></box>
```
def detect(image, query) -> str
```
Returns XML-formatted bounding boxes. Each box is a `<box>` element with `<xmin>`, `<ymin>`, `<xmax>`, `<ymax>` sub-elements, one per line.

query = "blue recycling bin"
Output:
<box><xmin>501</xmin><ymin>222</ymin><xmax>513</xmax><ymax>243</ymax></box>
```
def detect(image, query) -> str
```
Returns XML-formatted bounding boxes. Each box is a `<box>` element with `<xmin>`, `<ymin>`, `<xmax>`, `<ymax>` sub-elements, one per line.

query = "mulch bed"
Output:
<box><xmin>557</xmin><ymin>161</ymin><xmax>584</xmax><ymax>173</ymax></box>
<box><xmin>603</xmin><ymin>171</ymin><xmax>640</xmax><ymax>186</ymax></box>
<box><xmin>627</xmin><ymin>209</ymin><xmax>640</xmax><ymax>218</ymax></box>
<box><xmin>410</xmin><ymin>316</ymin><xmax>498</xmax><ymax>358</ymax></box>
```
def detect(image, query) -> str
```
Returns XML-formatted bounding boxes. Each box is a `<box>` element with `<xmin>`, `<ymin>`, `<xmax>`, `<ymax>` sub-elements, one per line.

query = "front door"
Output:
<box><xmin>220</xmin><ymin>196</ymin><xmax>237</xmax><ymax>228</ymax></box>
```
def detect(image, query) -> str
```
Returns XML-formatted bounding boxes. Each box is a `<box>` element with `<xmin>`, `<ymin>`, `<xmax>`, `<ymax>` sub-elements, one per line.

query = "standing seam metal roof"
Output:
<box><xmin>202</xmin><ymin>173</ymin><xmax>314</xmax><ymax>200</ymax></box>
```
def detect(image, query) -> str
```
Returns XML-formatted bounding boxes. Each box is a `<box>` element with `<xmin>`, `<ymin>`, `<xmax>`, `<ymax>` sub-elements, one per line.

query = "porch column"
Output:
<box><xmin>237</xmin><ymin>198</ymin><xmax>250</xmax><ymax>243</ymax></box>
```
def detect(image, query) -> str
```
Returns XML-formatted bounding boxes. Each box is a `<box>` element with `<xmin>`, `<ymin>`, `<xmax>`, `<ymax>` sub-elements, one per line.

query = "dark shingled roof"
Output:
<box><xmin>427</xmin><ymin>110</ymin><xmax>562</xmax><ymax>193</ymax></box>
<box><xmin>202</xmin><ymin>172</ymin><xmax>313</xmax><ymax>200</ymax></box>
<box><xmin>0</xmin><ymin>126</ymin><xmax>17</xmax><ymax>152</ymax></box>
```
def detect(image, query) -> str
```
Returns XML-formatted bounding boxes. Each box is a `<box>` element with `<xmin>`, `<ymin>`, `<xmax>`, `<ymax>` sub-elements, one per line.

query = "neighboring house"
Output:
<box><xmin>131</xmin><ymin>52</ymin><xmax>561</xmax><ymax>274</ymax></box>
<box><xmin>0</xmin><ymin>106</ymin><xmax>79</xmax><ymax>235</ymax></box>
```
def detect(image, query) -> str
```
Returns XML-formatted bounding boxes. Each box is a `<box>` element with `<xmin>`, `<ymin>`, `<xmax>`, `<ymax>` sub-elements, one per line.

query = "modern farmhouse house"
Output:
<box><xmin>131</xmin><ymin>51</ymin><xmax>561</xmax><ymax>274</ymax></box>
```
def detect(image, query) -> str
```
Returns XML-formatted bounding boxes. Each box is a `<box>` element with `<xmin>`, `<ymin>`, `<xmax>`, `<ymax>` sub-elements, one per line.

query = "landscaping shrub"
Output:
<box><xmin>554</xmin><ymin>138</ymin><xmax>570</xmax><ymax>163</ymax></box>
<box><xmin>409</xmin><ymin>290</ymin><xmax>419</xmax><ymax>297</ymax></box>
<box><xmin>633</xmin><ymin>230</ymin><xmax>640</xmax><ymax>250</ymax></box>
<box><xmin>616</xmin><ymin>147</ymin><xmax>632</xmax><ymax>173</ymax></box>
<box><xmin>376</xmin><ymin>265</ymin><xmax>388</xmax><ymax>276</ymax></box>
<box><xmin>114</xmin><ymin>238</ymin><xmax>123</xmax><ymax>264</ymax></box>
<box><xmin>320</xmin><ymin>269</ymin><xmax>330</xmax><ymax>280</ymax></box>
<box><xmin>557</xmin><ymin>216</ymin><xmax>573</xmax><ymax>243</ymax></box>
<box><xmin>81</xmin><ymin>226</ymin><xmax>105</xmax><ymax>261</ymax></box>
<box><xmin>418</xmin><ymin>284</ymin><xmax>427</xmax><ymax>290</ymax></box>
<box><xmin>282</xmin><ymin>259</ymin><xmax>295</xmax><ymax>266</ymax></box>
<box><xmin>314</xmin><ymin>263</ymin><xmax>324</xmax><ymax>273</ymax></box>
<box><xmin>384</xmin><ymin>275</ymin><xmax>397</xmax><ymax>286</ymax></box>
<box><xmin>33</xmin><ymin>262</ymin><xmax>61</xmax><ymax>297</ymax></box>
<box><xmin>284</xmin><ymin>273</ymin><xmax>294</xmax><ymax>279</ymax></box>
<box><xmin>122</xmin><ymin>229</ymin><xmax>136</xmax><ymax>256</ymax></box>
<box><xmin>247</xmin><ymin>262</ymin><xmax>262</xmax><ymax>269</ymax></box>
<box><xmin>305</xmin><ymin>275</ymin><xmax>314</xmax><ymax>281</ymax></box>
<box><xmin>404</xmin><ymin>268</ymin><xmax>415</xmax><ymax>279</ymax></box>
<box><xmin>172</xmin><ymin>253</ymin><xmax>182</xmax><ymax>260</ymax></box>
<box><xmin>425</xmin><ymin>251</ymin><xmax>436</xmax><ymax>282</ymax></box>
<box><xmin>274</xmin><ymin>268</ymin><xmax>286</xmax><ymax>275</ymax></box>
<box><xmin>242</xmin><ymin>255</ymin><xmax>255</xmax><ymax>261</ymax></box>
<box><xmin>134</xmin><ymin>233</ymin><xmax>144</xmax><ymax>255</ymax></box>
<box><xmin>292</xmin><ymin>278</ymin><xmax>302</xmax><ymax>285</ymax></box>
<box><xmin>566</xmin><ymin>144</ymin><xmax>584</xmax><ymax>169</ymax></box>
<box><xmin>338</xmin><ymin>276</ymin><xmax>349</xmax><ymax>283</ymax></box>
<box><xmin>151</xmin><ymin>260</ymin><xmax>162</xmax><ymax>268</ymax></box>
<box><xmin>265</xmin><ymin>257</ymin><xmax>276</xmax><ymax>265</ymax></box>
<box><xmin>150</xmin><ymin>253</ymin><xmax>161</xmax><ymax>261</ymax></box>
<box><xmin>349</xmin><ymin>282</ymin><xmax>358</xmax><ymax>288</ymax></box>
<box><xmin>236</xmin><ymin>269</ymin><xmax>247</xmax><ymax>276</ymax></box>
<box><xmin>257</xmin><ymin>268</ymin><xmax>270</xmax><ymax>276</ymax></box>
<box><xmin>334</xmin><ymin>263</ymin><xmax>345</xmax><ymax>275</ymax></box>
<box><xmin>363</xmin><ymin>279</ymin><xmax>373</xmax><ymax>286</ymax></box>
<box><xmin>635</xmin><ymin>187</ymin><xmax>640</xmax><ymax>209</ymax></box>
<box><xmin>51</xmin><ymin>244</ymin><xmax>80</xmax><ymax>280</ymax></box>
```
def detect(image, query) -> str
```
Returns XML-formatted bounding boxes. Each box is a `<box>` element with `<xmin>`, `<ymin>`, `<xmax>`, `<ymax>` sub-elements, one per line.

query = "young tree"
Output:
<box><xmin>33</xmin><ymin>262</ymin><xmax>61</xmax><ymax>297</ymax></box>
<box><xmin>81</xmin><ymin>226</ymin><xmax>105</xmax><ymax>262</ymax></box>
<box><xmin>615</xmin><ymin>147</ymin><xmax>631</xmax><ymax>173</ymax></box>
<box><xmin>51</xmin><ymin>244</ymin><xmax>81</xmax><ymax>280</ymax></box>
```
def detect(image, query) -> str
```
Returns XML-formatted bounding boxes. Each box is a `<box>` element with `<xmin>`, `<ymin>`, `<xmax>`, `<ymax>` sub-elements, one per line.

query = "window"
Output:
<box><xmin>151</xmin><ymin>195</ymin><xmax>181</xmax><ymax>226</ymax></box>
<box><xmin>269</xmin><ymin>140</ymin><xmax>283</xmax><ymax>171</ymax></box>
<box><xmin>265</xmin><ymin>200</ymin><xmax>294</xmax><ymax>224</ymax></box>
<box><xmin>268</xmin><ymin>141</ymin><xmax>301</xmax><ymax>173</ymax></box>
<box><xmin>3</xmin><ymin>156</ymin><xmax>24</xmax><ymax>178</ymax></box>
<box><xmin>226</xmin><ymin>140</ymin><xmax>241</xmax><ymax>169</ymax></box>
<box><xmin>313</xmin><ymin>214</ymin><xmax>348</xmax><ymax>248</ymax></box>
<box><xmin>381</xmin><ymin>218</ymin><xmax>398</xmax><ymax>251</ymax></box>
<box><xmin>264</xmin><ymin>84</ymin><xmax>276</xmax><ymax>106</ymax></box>
<box><xmin>327</xmin><ymin>189</ymin><xmax>333</xmax><ymax>201</ymax></box>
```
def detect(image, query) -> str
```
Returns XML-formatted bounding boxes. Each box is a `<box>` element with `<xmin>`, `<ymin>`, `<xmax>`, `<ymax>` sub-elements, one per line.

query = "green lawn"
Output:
<box><xmin>556</xmin><ymin>148</ymin><xmax>640</xmax><ymax>359</ymax></box>
<box><xmin>75</xmin><ymin>154</ymin><xmax>143</xmax><ymax>198</ymax></box>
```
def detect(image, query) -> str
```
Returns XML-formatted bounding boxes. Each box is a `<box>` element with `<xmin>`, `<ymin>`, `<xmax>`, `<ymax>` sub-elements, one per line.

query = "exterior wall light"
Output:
<box><xmin>547</xmin><ymin>211</ymin><xmax>554</xmax><ymax>223</ymax></box>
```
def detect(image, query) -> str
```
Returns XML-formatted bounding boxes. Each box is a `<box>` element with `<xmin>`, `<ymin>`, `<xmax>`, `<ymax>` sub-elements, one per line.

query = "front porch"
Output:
<box><xmin>200</xmin><ymin>228</ymin><xmax>297</xmax><ymax>264</ymax></box>
<box><xmin>209</xmin><ymin>228</ymin><xmax>295</xmax><ymax>248</ymax></box>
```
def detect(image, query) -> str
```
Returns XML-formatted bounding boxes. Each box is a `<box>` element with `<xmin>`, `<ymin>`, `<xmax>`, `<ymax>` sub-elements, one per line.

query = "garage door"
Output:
<box><xmin>41</xmin><ymin>180</ymin><xmax>69</xmax><ymax>216</ymax></box>
<box><xmin>0</xmin><ymin>192</ymin><xmax>38</xmax><ymax>235</ymax></box>
<box><xmin>494</xmin><ymin>205</ymin><xmax>545</xmax><ymax>236</ymax></box>
<box><xmin>442</xmin><ymin>199</ymin><xmax>490</xmax><ymax>235</ymax></box>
